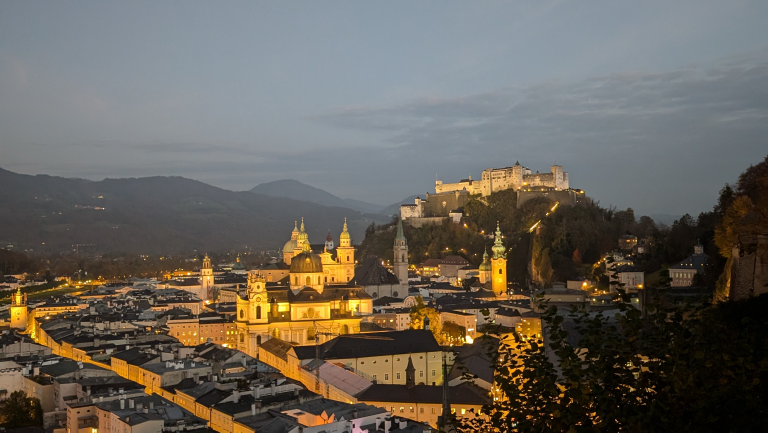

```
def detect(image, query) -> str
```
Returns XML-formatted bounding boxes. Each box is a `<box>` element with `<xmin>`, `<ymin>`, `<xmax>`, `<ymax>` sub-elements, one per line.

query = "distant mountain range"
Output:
<box><xmin>250</xmin><ymin>179</ymin><xmax>417</xmax><ymax>217</ymax></box>
<box><xmin>0</xmin><ymin>168</ymin><xmax>390</xmax><ymax>255</ymax></box>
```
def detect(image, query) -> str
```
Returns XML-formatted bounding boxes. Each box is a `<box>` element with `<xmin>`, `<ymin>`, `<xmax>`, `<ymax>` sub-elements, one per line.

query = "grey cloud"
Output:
<box><xmin>316</xmin><ymin>55</ymin><xmax>768</xmax><ymax>214</ymax></box>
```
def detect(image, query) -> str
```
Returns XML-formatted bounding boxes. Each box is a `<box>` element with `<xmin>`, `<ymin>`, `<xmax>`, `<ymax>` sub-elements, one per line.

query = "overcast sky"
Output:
<box><xmin>2</xmin><ymin>1</ymin><xmax>767</xmax><ymax>216</ymax></box>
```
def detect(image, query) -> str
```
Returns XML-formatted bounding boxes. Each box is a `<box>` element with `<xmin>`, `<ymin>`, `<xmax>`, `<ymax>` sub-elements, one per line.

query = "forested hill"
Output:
<box><xmin>0</xmin><ymin>168</ymin><xmax>388</xmax><ymax>255</ymax></box>
<box><xmin>358</xmin><ymin>188</ymin><xmax>725</xmax><ymax>289</ymax></box>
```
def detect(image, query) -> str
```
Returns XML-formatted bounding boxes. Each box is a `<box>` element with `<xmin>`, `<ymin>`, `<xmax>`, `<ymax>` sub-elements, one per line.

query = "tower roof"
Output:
<box><xmin>492</xmin><ymin>222</ymin><xmax>507</xmax><ymax>259</ymax></box>
<box><xmin>326</xmin><ymin>230</ymin><xmax>333</xmax><ymax>242</ymax></box>
<box><xmin>479</xmin><ymin>249</ymin><xmax>491</xmax><ymax>271</ymax></box>
<box><xmin>339</xmin><ymin>218</ymin><xmax>350</xmax><ymax>240</ymax></box>
<box><xmin>395</xmin><ymin>218</ymin><xmax>406</xmax><ymax>243</ymax></box>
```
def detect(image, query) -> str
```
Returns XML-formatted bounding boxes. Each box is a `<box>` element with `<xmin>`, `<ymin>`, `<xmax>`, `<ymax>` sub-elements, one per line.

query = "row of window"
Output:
<box><xmin>388</xmin><ymin>406</ymin><xmax>475</xmax><ymax>416</ymax></box>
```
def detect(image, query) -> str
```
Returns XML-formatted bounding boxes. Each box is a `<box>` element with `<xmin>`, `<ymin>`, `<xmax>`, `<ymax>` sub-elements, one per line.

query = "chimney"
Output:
<box><xmin>251</xmin><ymin>403</ymin><xmax>256</xmax><ymax>416</ymax></box>
<box><xmin>120</xmin><ymin>398</ymin><xmax>125</xmax><ymax>410</ymax></box>
<box><xmin>270</xmin><ymin>383</ymin><xmax>275</xmax><ymax>396</ymax></box>
<box><xmin>255</xmin><ymin>386</ymin><xmax>260</xmax><ymax>399</ymax></box>
<box><xmin>129</xmin><ymin>399</ymin><xmax>135</xmax><ymax>409</ymax></box>
<box><xmin>384</xmin><ymin>416</ymin><xmax>391</xmax><ymax>433</ymax></box>
<box><xmin>233</xmin><ymin>390</ymin><xmax>240</xmax><ymax>402</ymax></box>
<box><xmin>149</xmin><ymin>402</ymin><xmax>154</xmax><ymax>410</ymax></box>
<box><xmin>398</xmin><ymin>419</ymin><xmax>407</xmax><ymax>429</ymax></box>
<box><xmin>77</xmin><ymin>361</ymin><xmax>83</xmax><ymax>369</ymax></box>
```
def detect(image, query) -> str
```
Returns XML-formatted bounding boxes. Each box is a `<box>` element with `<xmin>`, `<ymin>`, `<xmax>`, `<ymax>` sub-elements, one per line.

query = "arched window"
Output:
<box><xmin>256</xmin><ymin>335</ymin><xmax>262</xmax><ymax>345</ymax></box>
<box><xmin>341</xmin><ymin>324</ymin><xmax>349</xmax><ymax>335</ymax></box>
<box><xmin>239</xmin><ymin>333</ymin><xmax>244</xmax><ymax>342</ymax></box>
<box><xmin>346</xmin><ymin>255</ymin><xmax>350</xmax><ymax>262</ymax></box>
<box><xmin>306</xmin><ymin>276</ymin><xmax>311</xmax><ymax>285</ymax></box>
<box><xmin>239</xmin><ymin>310</ymin><xmax>244</xmax><ymax>319</ymax></box>
<box><xmin>402</xmin><ymin>254</ymin><xmax>406</xmax><ymax>262</ymax></box>
<box><xmin>499</xmin><ymin>268</ymin><xmax>503</xmax><ymax>274</ymax></box>
<box><xmin>256</xmin><ymin>305</ymin><xmax>261</xmax><ymax>319</ymax></box>
<box><xmin>324</xmin><ymin>276</ymin><xmax>328</xmax><ymax>283</ymax></box>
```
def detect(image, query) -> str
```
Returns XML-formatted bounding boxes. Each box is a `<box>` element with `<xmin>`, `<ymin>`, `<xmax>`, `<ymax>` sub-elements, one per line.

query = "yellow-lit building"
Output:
<box><xmin>282</xmin><ymin>219</ymin><xmax>356</xmax><ymax>284</ymax></box>
<box><xmin>490</xmin><ymin>223</ymin><xmax>507</xmax><ymax>297</ymax></box>
<box><xmin>235</xmin><ymin>237</ymin><xmax>372</xmax><ymax>358</ymax></box>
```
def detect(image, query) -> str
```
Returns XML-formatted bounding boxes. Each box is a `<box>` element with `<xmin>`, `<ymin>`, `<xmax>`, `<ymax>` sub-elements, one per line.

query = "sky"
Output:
<box><xmin>1</xmin><ymin>1</ymin><xmax>767</xmax><ymax>217</ymax></box>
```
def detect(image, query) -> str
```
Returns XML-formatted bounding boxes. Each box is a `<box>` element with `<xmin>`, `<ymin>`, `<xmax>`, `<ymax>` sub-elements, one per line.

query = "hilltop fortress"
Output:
<box><xmin>435</xmin><ymin>161</ymin><xmax>569</xmax><ymax>196</ymax></box>
<box><xmin>402</xmin><ymin>162</ymin><xmax>583</xmax><ymax>225</ymax></box>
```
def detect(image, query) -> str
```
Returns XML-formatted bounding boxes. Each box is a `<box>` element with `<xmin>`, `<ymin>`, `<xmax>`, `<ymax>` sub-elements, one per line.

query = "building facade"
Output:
<box><xmin>435</xmin><ymin>162</ymin><xmax>569</xmax><ymax>197</ymax></box>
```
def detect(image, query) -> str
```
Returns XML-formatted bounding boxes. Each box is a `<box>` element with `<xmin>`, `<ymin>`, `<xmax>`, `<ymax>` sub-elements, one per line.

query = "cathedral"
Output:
<box><xmin>282</xmin><ymin>218</ymin><xmax>356</xmax><ymax>284</ymax></box>
<box><xmin>235</xmin><ymin>219</ymin><xmax>372</xmax><ymax>358</ymax></box>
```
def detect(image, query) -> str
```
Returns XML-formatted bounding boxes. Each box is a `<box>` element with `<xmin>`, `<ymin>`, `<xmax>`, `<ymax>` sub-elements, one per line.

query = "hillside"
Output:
<box><xmin>250</xmin><ymin>179</ymin><xmax>384</xmax><ymax>214</ymax></box>
<box><xmin>0</xmin><ymin>168</ymin><xmax>388</xmax><ymax>255</ymax></box>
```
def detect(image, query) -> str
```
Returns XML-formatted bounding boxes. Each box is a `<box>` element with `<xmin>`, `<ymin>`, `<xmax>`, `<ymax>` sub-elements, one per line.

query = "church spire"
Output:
<box><xmin>395</xmin><ymin>217</ymin><xmax>406</xmax><ymax>243</ymax></box>
<box><xmin>492</xmin><ymin>222</ymin><xmax>506</xmax><ymax>259</ymax></box>
<box><xmin>339</xmin><ymin>217</ymin><xmax>350</xmax><ymax>241</ymax></box>
<box><xmin>405</xmin><ymin>356</ymin><xmax>416</xmax><ymax>388</ymax></box>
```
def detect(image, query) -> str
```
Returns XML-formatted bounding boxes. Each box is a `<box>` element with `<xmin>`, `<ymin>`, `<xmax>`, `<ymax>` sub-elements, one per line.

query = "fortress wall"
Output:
<box><xmin>516</xmin><ymin>190</ymin><xmax>584</xmax><ymax>208</ymax></box>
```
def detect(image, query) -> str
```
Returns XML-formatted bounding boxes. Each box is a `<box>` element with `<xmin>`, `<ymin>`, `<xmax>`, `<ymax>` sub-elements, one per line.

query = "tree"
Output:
<box><xmin>0</xmin><ymin>390</ymin><xmax>43</xmax><ymax>428</ymax></box>
<box><xmin>408</xmin><ymin>296</ymin><xmax>444</xmax><ymax>344</ymax></box>
<box><xmin>457</xmin><ymin>294</ymin><xmax>768</xmax><ymax>433</ymax></box>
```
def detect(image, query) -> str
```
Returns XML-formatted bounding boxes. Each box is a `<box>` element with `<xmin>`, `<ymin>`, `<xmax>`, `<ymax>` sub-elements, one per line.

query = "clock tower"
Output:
<box><xmin>10</xmin><ymin>288</ymin><xmax>28</xmax><ymax>331</ymax></box>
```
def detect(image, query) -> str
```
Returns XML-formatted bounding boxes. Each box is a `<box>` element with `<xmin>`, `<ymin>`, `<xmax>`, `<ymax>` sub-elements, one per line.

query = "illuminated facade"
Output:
<box><xmin>10</xmin><ymin>288</ymin><xmax>28</xmax><ymax>330</ymax></box>
<box><xmin>282</xmin><ymin>219</ymin><xmax>356</xmax><ymax>284</ymax></box>
<box><xmin>234</xmin><ymin>251</ymin><xmax>372</xmax><ymax>358</ymax></box>
<box><xmin>490</xmin><ymin>223</ymin><xmax>507</xmax><ymax>297</ymax></box>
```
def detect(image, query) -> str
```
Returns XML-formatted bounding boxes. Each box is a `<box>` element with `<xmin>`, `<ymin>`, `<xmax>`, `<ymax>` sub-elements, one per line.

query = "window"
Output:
<box><xmin>420</xmin><ymin>370</ymin><xmax>424</xmax><ymax>377</ymax></box>
<box><xmin>256</xmin><ymin>305</ymin><xmax>261</xmax><ymax>319</ymax></box>
<box><xmin>420</xmin><ymin>407</ymin><xmax>424</xmax><ymax>414</ymax></box>
<box><xmin>397</xmin><ymin>373</ymin><xmax>401</xmax><ymax>380</ymax></box>
<box><xmin>373</xmin><ymin>374</ymin><xmax>377</xmax><ymax>380</ymax></box>
<box><xmin>431</xmin><ymin>408</ymin><xmax>435</xmax><ymax>414</ymax></box>
<box><xmin>410</xmin><ymin>407</ymin><xmax>414</xmax><ymax>413</ymax></box>
<box><xmin>384</xmin><ymin>374</ymin><xmax>389</xmax><ymax>380</ymax></box>
<box><xmin>432</xmin><ymin>369</ymin><xmax>436</xmax><ymax>376</ymax></box>
<box><xmin>461</xmin><ymin>408</ymin><xmax>466</xmax><ymax>415</ymax></box>
<box><xmin>400</xmin><ymin>407</ymin><xmax>404</xmax><ymax>413</ymax></box>
<box><xmin>499</xmin><ymin>268</ymin><xmax>502</xmax><ymax>274</ymax></box>
<box><xmin>306</xmin><ymin>276</ymin><xmax>311</xmax><ymax>285</ymax></box>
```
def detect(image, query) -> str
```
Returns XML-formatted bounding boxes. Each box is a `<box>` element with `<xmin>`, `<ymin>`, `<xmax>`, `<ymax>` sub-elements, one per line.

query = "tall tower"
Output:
<box><xmin>325</xmin><ymin>230</ymin><xmax>334</xmax><ymax>251</ymax></box>
<box><xmin>393</xmin><ymin>218</ymin><xmax>409</xmax><ymax>284</ymax></box>
<box><xmin>478</xmin><ymin>249</ymin><xmax>491</xmax><ymax>284</ymax></box>
<box><xmin>491</xmin><ymin>222</ymin><xmax>508</xmax><ymax>297</ymax></box>
<box><xmin>200</xmin><ymin>254</ymin><xmax>214</xmax><ymax>301</ymax></box>
<box><xmin>10</xmin><ymin>288</ymin><xmax>28</xmax><ymax>330</ymax></box>
<box><xmin>336</xmin><ymin>218</ymin><xmax>355</xmax><ymax>282</ymax></box>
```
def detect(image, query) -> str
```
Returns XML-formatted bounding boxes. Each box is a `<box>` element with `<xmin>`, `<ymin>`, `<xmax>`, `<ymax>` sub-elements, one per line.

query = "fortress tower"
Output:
<box><xmin>200</xmin><ymin>254</ymin><xmax>214</xmax><ymax>301</ymax></box>
<box><xmin>393</xmin><ymin>218</ymin><xmax>409</xmax><ymax>284</ymax></box>
<box><xmin>10</xmin><ymin>288</ymin><xmax>28</xmax><ymax>330</ymax></box>
<box><xmin>491</xmin><ymin>223</ymin><xmax>508</xmax><ymax>297</ymax></box>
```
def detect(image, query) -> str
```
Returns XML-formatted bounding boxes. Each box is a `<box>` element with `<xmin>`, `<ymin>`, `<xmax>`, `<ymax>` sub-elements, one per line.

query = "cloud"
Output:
<box><xmin>315</xmin><ymin>54</ymin><xmax>768</xmax><ymax>214</ymax></box>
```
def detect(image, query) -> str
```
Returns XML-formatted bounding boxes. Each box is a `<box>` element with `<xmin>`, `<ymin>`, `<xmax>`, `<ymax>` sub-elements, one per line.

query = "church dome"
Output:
<box><xmin>282</xmin><ymin>239</ymin><xmax>297</xmax><ymax>254</ymax></box>
<box><xmin>290</xmin><ymin>251</ymin><xmax>324</xmax><ymax>273</ymax></box>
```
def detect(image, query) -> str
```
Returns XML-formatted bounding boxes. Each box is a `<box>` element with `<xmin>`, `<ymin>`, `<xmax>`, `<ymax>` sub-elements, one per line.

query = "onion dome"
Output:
<box><xmin>326</xmin><ymin>230</ymin><xmax>333</xmax><ymax>242</ymax></box>
<box><xmin>339</xmin><ymin>217</ymin><xmax>350</xmax><ymax>241</ymax></box>
<box><xmin>479</xmin><ymin>249</ymin><xmax>491</xmax><ymax>271</ymax></box>
<box><xmin>491</xmin><ymin>222</ymin><xmax>507</xmax><ymax>259</ymax></box>
<box><xmin>290</xmin><ymin>251</ymin><xmax>324</xmax><ymax>274</ymax></box>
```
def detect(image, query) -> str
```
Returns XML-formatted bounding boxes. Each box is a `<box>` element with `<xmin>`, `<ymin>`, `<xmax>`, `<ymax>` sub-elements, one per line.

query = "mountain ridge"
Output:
<box><xmin>0</xmin><ymin>168</ymin><xmax>388</xmax><ymax>255</ymax></box>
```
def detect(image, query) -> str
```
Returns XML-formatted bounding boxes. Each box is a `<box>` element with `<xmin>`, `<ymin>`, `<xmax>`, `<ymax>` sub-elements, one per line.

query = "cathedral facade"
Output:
<box><xmin>235</xmin><ymin>220</ymin><xmax>372</xmax><ymax>358</ymax></box>
<box><xmin>282</xmin><ymin>219</ymin><xmax>356</xmax><ymax>284</ymax></box>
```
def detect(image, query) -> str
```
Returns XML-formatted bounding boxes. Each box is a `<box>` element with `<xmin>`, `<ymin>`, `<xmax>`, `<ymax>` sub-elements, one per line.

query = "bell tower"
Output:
<box><xmin>491</xmin><ymin>222</ymin><xmax>508</xmax><ymax>297</ymax></box>
<box><xmin>10</xmin><ymin>288</ymin><xmax>28</xmax><ymax>330</ymax></box>
<box><xmin>336</xmin><ymin>218</ymin><xmax>355</xmax><ymax>282</ymax></box>
<box><xmin>393</xmin><ymin>218</ymin><xmax>409</xmax><ymax>284</ymax></box>
<box><xmin>200</xmin><ymin>254</ymin><xmax>214</xmax><ymax>301</ymax></box>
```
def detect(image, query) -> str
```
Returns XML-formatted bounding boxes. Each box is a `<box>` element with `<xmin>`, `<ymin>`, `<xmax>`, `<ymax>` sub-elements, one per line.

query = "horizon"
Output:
<box><xmin>2</xmin><ymin>1</ymin><xmax>768</xmax><ymax>217</ymax></box>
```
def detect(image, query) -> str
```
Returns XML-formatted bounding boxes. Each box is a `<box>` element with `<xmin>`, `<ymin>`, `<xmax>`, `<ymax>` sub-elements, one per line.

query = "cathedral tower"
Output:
<box><xmin>325</xmin><ymin>230</ymin><xmax>334</xmax><ymax>251</ymax></box>
<box><xmin>491</xmin><ymin>223</ymin><xmax>508</xmax><ymax>297</ymax></box>
<box><xmin>10</xmin><ymin>288</ymin><xmax>28</xmax><ymax>330</ymax></box>
<box><xmin>200</xmin><ymin>254</ymin><xmax>214</xmax><ymax>301</ymax></box>
<box><xmin>393</xmin><ymin>218</ymin><xmax>409</xmax><ymax>284</ymax></box>
<box><xmin>336</xmin><ymin>218</ymin><xmax>355</xmax><ymax>282</ymax></box>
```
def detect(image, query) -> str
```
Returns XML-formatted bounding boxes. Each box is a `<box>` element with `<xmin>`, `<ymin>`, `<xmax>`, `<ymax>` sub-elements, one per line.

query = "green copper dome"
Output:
<box><xmin>491</xmin><ymin>222</ymin><xmax>506</xmax><ymax>259</ymax></box>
